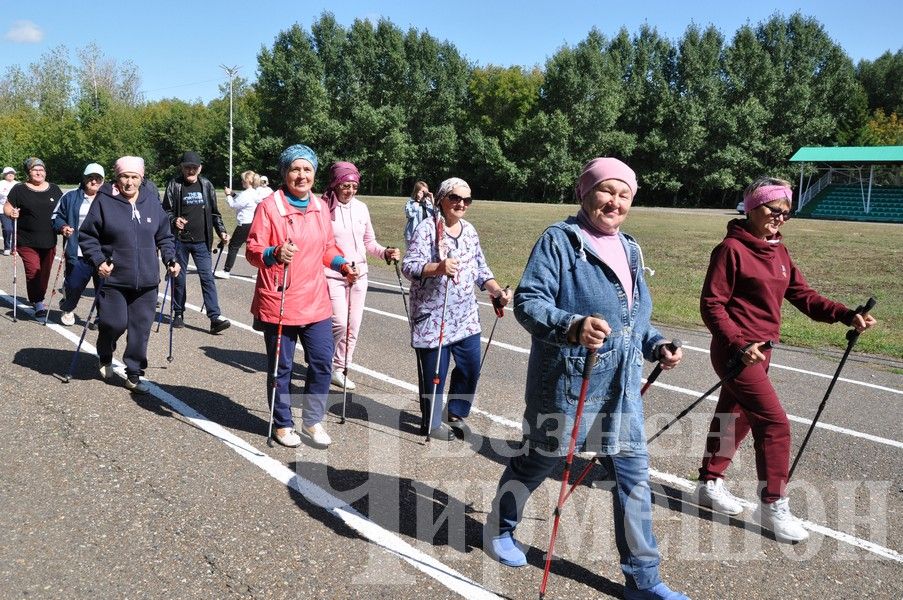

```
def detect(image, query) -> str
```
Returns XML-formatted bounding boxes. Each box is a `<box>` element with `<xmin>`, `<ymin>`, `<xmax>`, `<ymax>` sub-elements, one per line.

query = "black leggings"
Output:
<box><xmin>224</xmin><ymin>223</ymin><xmax>251</xmax><ymax>272</ymax></box>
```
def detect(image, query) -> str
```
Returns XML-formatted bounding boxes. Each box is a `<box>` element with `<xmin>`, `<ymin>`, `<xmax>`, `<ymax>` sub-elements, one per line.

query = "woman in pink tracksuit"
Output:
<box><xmin>322</xmin><ymin>162</ymin><xmax>400</xmax><ymax>390</ymax></box>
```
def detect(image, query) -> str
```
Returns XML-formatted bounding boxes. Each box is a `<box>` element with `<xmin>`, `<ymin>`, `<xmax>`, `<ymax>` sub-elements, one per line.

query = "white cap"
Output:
<box><xmin>83</xmin><ymin>163</ymin><xmax>105</xmax><ymax>178</ymax></box>
<box><xmin>2</xmin><ymin>167</ymin><xmax>15</xmax><ymax>176</ymax></box>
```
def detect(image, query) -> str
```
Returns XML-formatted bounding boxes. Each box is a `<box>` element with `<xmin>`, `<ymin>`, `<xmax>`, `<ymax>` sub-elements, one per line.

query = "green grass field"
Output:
<box><xmin>216</xmin><ymin>194</ymin><xmax>902</xmax><ymax>359</ymax></box>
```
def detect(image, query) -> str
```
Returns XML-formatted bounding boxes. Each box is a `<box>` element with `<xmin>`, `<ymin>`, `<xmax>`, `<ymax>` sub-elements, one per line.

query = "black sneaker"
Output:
<box><xmin>447</xmin><ymin>415</ymin><xmax>470</xmax><ymax>439</ymax></box>
<box><xmin>172</xmin><ymin>313</ymin><xmax>184</xmax><ymax>328</ymax></box>
<box><xmin>210</xmin><ymin>316</ymin><xmax>231</xmax><ymax>334</ymax></box>
<box><xmin>419</xmin><ymin>422</ymin><xmax>455</xmax><ymax>441</ymax></box>
<box><xmin>87</xmin><ymin>319</ymin><xmax>98</xmax><ymax>331</ymax></box>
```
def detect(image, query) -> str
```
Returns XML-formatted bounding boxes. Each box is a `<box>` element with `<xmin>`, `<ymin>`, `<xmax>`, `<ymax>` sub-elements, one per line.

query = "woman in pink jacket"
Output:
<box><xmin>322</xmin><ymin>162</ymin><xmax>400</xmax><ymax>390</ymax></box>
<box><xmin>245</xmin><ymin>144</ymin><xmax>357</xmax><ymax>449</ymax></box>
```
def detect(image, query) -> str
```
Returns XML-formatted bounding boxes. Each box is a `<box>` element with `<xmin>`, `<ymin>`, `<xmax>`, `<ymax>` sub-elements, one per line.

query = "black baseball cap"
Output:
<box><xmin>179</xmin><ymin>151</ymin><xmax>202</xmax><ymax>166</ymax></box>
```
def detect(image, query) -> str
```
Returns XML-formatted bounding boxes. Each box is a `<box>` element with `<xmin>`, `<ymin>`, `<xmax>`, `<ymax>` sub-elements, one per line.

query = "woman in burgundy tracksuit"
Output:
<box><xmin>696</xmin><ymin>176</ymin><xmax>876</xmax><ymax>543</ymax></box>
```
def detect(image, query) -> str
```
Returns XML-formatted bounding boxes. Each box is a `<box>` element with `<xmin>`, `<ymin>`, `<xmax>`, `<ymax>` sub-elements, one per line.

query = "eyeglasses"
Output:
<box><xmin>446</xmin><ymin>193</ymin><xmax>473</xmax><ymax>206</ymax></box>
<box><xmin>763</xmin><ymin>205</ymin><xmax>792</xmax><ymax>220</ymax></box>
<box><xmin>339</xmin><ymin>182</ymin><xmax>359</xmax><ymax>191</ymax></box>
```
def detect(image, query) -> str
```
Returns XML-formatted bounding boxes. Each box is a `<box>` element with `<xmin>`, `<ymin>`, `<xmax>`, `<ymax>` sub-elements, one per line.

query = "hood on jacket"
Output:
<box><xmin>725</xmin><ymin>218</ymin><xmax>783</xmax><ymax>257</ymax></box>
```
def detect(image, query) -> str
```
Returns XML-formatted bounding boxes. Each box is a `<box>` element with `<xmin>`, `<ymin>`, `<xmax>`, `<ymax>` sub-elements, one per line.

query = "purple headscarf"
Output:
<box><xmin>322</xmin><ymin>161</ymin><xmax>361</xmax><ymax>219</ymax></box>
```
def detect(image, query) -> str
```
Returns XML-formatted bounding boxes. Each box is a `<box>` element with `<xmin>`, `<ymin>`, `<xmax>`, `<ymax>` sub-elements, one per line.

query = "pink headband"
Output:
<box><xmin>114</xmin><ymin>156</ymin><xmax>145</xmax><ymax>178</ymax></box>
<box><xmin>744</xmin><ymin>185</ymin><xmax>791</xmax><ymax>213</ymax></box>
<box><xmin>575</xmin><ymin>157</ymin><xmax>638</xmax><ymax>201</ymax></box>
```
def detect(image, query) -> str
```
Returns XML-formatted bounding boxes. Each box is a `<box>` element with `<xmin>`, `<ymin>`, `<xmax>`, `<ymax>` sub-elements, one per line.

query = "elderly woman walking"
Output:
<box><xmin>3</xmin><ymin>157</ymin><xmax>63</xmax><ymax>318</ymax></box>
<box><xmin>322</xmin><ymin>161</ymin><xmax>400</xmax><ymax>390</ymax></box>
<box><xmin>402</xmin><ymin>177</ymin><xmax>511</xmax><ymax>440</ymax></box>
<box><xmin>484</xmin><ymin>158</ymin><xmax>688</xmax><ymax>600</ymax></box>
<box><xmin>78</xmin><ymin>157</ymin><xmax>179</xmax><ymax>393</ymax></box>
<box><xmin>694</xmin><ymin>176</ymin><xmax>876</xmax><ymax>543</ymax></box>
<box><xmin>245</xmin><ymin>144</ymin><xmax>357</xmax><ymax>449</ymax></box>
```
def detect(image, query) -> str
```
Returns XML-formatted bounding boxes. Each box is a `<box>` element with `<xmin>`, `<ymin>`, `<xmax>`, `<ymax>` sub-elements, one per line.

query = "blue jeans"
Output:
<box><xmin>415</xmin><ymin>333</ymin><xmax>481</xmax><ymax>430</ymax></box>
<box><xmin>60</xmin><ymin>257</ymin><xmax>100</xmax><ymax>312</ymax></box>
<box><xmin>173</xmin><ymin>241</ymin><xmax>221</xmax><ymax>319</ymax></box>
<box><xmin>0</xmin><ymin>214</ymin><xmax>12</xmax><ymax>251</ymax></box>
<box><xmin>262</xmin><ymin>318</ymin><xmax>333</xmax><ymax>430</ymax></box>
<box><xmin>488</xmin><ymin>449</ymin><xmax>662</xmax><ymax>591</ymax></box>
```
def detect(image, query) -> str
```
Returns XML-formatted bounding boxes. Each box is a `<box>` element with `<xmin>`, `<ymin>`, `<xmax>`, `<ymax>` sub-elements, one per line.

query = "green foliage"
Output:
<box><xmin>0</xmin><ymin>13</ymin><xmax>895</xmax><ymax>204</ymax></box>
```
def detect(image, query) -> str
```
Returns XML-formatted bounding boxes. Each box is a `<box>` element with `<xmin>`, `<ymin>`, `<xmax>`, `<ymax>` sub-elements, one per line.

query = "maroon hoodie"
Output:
<box><xmin>700</xmin><ymin>218</ymin><xmax>854</xmax><ymax>353</ymax></box>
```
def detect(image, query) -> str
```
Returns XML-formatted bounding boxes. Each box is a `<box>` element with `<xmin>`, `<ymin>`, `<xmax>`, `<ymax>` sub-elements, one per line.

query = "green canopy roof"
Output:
<box><xmin>790</xmin><ymin>146</ymin><xmax>903</xmax><ymax>163</ymax></box>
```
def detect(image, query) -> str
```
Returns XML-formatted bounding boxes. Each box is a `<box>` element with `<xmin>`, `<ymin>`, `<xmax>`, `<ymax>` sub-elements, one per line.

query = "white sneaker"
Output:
<box><xmin>331</xmin><ymin>369</ymin><xmax>356</xmax><ymax>390</ymax></box>
<box><xmin>695</xmin><ymin>479</ymin><xmax>744</xmax><ymax>516</ymax></box>
<box><xmin>214</xmin><ymin>270</ymin><xmax>230</xmax><ymax>279</ymax></box>
<box><xmin>753</xmin><ymin>497</ymin><xmax>809</xmax><ymax>542</ymax></box>
<box><xmin>124</xmin><ymin>375</ymin><xmax>150</xmax><ymax>394</ymax></box>
<box><xmin>186</xmin><ymin>264</ymin><xmax>197</xmax><ymax>273</ymax></box>
<box><xmin>3</xmin><ymin>250</ymin><xmax>10</xmax><ymax>256</ymax></box>
<box><xmin>301</xmin><ymin>422</ymin><xmax>332</xmax><ymax>448</ymax></box>
<box><xmin>273</xmin><ymin>428</ymin><xmax>302</xmax><ymax>448</ymax></box>
<box><xmin>60</xmin><ymin>311</ymin><xmax>76</xmax><ymax>326</ymax></box>
<box><xmin>99</xmin><ymin>363</ymin><xmax>114</xmax><ymax>379</ymax></box>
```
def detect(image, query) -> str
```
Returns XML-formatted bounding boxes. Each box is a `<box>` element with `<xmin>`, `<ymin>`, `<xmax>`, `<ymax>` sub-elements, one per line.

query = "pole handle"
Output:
<box><xmin>491</xmin><ymin>285</ymin><xmax>510</xmax><ymax>318</ymax></box>
<box><xmin>580</xmin><ymin>313</ymin><xmax>604</xmax><ymax>379</ymax></box>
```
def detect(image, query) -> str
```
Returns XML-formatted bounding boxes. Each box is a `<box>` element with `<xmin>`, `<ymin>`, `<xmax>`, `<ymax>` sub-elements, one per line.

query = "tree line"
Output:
<box><xmin>1</xmin><ymin>12</ymin><xmax>901</xmax><ymax>205</ymax></box>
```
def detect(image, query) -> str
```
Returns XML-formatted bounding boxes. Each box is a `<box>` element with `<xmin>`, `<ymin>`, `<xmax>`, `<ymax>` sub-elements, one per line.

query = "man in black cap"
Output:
<box><xmin>162</xmin><ymin>151</ymin><xmax>231</xmax><ymax>333</ymax></box>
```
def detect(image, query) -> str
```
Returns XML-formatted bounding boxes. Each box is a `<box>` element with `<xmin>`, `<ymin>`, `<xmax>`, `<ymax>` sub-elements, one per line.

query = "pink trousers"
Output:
<box><xmin>327</xmin><ymin>274</ymin><xmax>368</xmax><ymax>370</ymax></box>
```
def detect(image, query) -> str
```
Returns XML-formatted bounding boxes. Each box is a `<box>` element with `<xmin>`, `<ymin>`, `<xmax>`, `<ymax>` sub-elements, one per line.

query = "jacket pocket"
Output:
<box><xmin>563</xmin><ymin>349</ymin><xmax>616</xmax><ymax>406</ymax></box>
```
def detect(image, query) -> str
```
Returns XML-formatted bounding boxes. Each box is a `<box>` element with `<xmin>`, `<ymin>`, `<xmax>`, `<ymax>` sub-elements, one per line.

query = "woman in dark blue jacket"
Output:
<box><xmin>79</xmin><ymin>157</ymin><xmax>180</xmax><ymax>393</ymax></box>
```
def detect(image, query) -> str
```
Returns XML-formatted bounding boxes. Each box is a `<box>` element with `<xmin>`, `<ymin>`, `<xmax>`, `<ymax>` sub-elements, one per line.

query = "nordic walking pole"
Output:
<box><xmin>267</xmin><ymin>256</ymin><xmax>290</xmax><ymax>447</ymax></box>
<box><xmin>425</xmin><ymin>274</ymin><xmax>452</xmax><ymax>442</ymax></box>
<box><xmin>561</xmin><ymin>339</ymin><xmax>685</xmax><ymax>503</ymax></box>
<box><xmin>11</xmin><ymin>218</ymin><xmax>17</xmax><ymax>322</ymax></box>
<box><xmin>789</xmin><ymin>297</ymin><xmax>876</xmax><ymax>480</ymax></box>
<box><xmin>63</xmin><ymin>259</ymin><xmax>111</xmax><ymax>383</ymax></box>
<box><xmin>155</xmin><ymin>272</ymin><xmax>171</xmax><ymax>332</ymax></box>
<box><xmin>389</xmin><ymin>255</ymin><xmax>411</xmax><ymax>322</ymax></box>
<box><xmin>480</xmin><ymin>285</ymin><xmax>510</xmax><ymax>371</ymax></box>
<box><xmin>539</xmin><ymin>315</ymin><xmax>602</xmax><ymax>600</ymax></box>
<box><xmin>166</xmin><ymin>262</ymin><xmax>176</xmax><ymax>363</ymax></box>
<box><xmin>44</xmin><ymin>237</ymin><xmax>66</xmax><ymax>325</ymax></box>
<box><xmin>201</xmin><ymin>240</ymin><xmax>226</xmax><ymax>313</ymax></box>
<box><xmin>340</xmin><ymin>262</ymin><xmax>355</xmax><ymax>424</ymax></box>
<box><xmin>640</xmin><ymin>339</ymin><xmax>683</xmax><ymax>395</ymax></box>
<box><xmin>646</xmin><ymin>340</ymin><xmax>774</xmax><ymax>445</ymax></box>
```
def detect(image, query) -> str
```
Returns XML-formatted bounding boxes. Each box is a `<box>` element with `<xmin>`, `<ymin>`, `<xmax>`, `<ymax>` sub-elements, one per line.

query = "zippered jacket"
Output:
<box><xmin>79</xmin><ymin>181</ymin><xmax>176</xmax><ymax>289</ymax></box>
<box><xmin>162</xmin><ymin>175</ymin><xmax>226</xmax><ymax>248</ymax></box>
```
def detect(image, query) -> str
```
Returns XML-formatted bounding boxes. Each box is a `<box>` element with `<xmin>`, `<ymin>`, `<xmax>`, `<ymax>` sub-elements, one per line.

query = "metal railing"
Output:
<box><xmin>798</xmin><ymin>170</ymin><xmax>833</xmax><ymax>212</ymax></box>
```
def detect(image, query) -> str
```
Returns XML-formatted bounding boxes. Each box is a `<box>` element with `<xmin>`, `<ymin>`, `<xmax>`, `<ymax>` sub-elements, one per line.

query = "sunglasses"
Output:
<box><xmin>446</xmin><ymin>193</ymin><xmax>473</xmax><ymax>206</ymax></box>
<box><xmin>763</xmin><ymin>205</ymin><xmax>792</xmax><ymax>220</ymax></box>
<box><xmin>339</xmin><ymin>182</ymin><xmax>359</xmax><ymax>190</ymax></box>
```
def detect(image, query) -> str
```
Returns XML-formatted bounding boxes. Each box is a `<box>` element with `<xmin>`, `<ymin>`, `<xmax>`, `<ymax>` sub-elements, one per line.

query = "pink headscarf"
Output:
<box><xmin>743</xmin><ymin>185</ymin><xmax>792</xmax><ymax>213</ymax></box>
<box><xmin>114</xmin><ymin>156</ymin><xmax>145</xmax><ymax>177</ymax></box>
<box><xmin>575</xmin><ymin>157</ymin><xmax>638</xmax><ymax>201</ymax></box>
<box><xmin>323</xmin><ymin>161</ymin><xmax>361</xmax><ymax>219</ymax></box>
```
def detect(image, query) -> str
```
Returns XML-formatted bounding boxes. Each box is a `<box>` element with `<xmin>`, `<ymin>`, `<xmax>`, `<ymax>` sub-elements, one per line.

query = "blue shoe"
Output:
<box><xmin>487</xmin><ymin>531</ymin><xmax>527</xmax><ymax>567</ymax></box>
<box><xmin>624</xmin><ymin>582</ymin><xmax>691</xmax><ymax>600</ymax></box>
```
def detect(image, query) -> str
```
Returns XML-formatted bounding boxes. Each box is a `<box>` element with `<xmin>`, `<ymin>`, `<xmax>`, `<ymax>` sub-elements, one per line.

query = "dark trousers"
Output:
<box><xmin>96</xmin><ymin>285</ymin><xmax>157</xmax><ymax>378</ymax></box>
<box><xmin>17</xmin><ymin>245</ymin><xmax>56</xmax><ymax>303</ymax></box>
<box><xmin>262</xmin><ymin>318</ymin><xmax>333</xmax><ymax>430</ymax></box>
<box><xmin>415</xmin><ymin>333</ymin><xmax>481</xmax><ymax>430</ymax></box>
<box><xmin>699</xmin><ymin>345</ymin><xmax>790</xmax><ymax>503</ymax></box>
<box><xmin>0</xmin><ymin>214</ymin><xmax>12</xmax><ymax>251</ymax></box>
<box><xmin>60</xmin><ymin>257</ymin><xmax>100</xmax><ymax>312</ymax></box>
<box><xmin>173</xmin><ymin>240</ymin><xmax>221</xmax><ymax>319</ymax></box>
<box><xmin>223</xmin><ymin>223</ymin><xmax>251</xmax><ymax>272</ymax></box>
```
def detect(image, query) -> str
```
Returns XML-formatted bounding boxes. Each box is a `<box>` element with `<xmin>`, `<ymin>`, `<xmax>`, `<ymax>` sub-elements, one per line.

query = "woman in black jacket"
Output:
<box><xmin>79</xmin><ymin>157</ymin><xmax>180</xmax><ymax>393</ymax></box>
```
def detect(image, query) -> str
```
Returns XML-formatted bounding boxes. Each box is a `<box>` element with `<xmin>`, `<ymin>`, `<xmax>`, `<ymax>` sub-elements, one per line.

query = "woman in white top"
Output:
<box><xmin>218</xmin><ymin>170</ymin><xmax>265</xmax><ymax>279</ymax></box>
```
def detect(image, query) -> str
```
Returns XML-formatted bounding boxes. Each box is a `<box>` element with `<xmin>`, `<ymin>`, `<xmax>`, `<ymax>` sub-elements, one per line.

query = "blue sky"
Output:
<box><xmin>2</xmin><ymin>0</ymin><xmax>901</xmax><ymax>103</ymax></box>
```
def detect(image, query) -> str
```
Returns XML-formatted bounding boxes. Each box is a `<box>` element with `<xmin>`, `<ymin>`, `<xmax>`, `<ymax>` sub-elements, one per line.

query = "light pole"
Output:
<box><xmin>220</xmin><ymin>64</ymin><xmax>240</xmax><ymax>189</ymax></box>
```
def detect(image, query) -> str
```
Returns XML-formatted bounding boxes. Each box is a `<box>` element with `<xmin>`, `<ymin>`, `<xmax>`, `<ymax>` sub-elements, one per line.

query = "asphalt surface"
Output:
<box><xmin>0</xmin><ymin>252</ymin><xmax>900</xmax><ymax>600</ymax></box>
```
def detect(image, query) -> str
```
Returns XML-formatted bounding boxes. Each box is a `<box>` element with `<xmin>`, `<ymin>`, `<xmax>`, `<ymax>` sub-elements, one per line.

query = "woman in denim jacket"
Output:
<box><xmin>485</xmin><ymin>158</ymin><xmax>688</xmax><ymax>600</ymax></box>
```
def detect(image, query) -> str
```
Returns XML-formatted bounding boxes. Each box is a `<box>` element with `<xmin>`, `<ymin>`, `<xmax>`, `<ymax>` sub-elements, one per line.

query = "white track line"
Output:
<box><xmin>0</xmin><ymin>290</ymin><xmax>502</xmax><ymax>600</ymax></box>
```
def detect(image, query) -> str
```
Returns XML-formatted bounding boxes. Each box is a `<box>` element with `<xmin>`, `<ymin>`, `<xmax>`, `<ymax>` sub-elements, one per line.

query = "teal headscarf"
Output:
<box><xmin>279</xmin><ymin>144</ymin><xmax>318</xmax><ymax>178</ymax></box>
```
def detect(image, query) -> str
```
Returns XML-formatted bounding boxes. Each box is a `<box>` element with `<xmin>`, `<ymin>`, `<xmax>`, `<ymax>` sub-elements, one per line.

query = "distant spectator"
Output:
<box><xmin>217</xmin><ymin>170</ymin><xmax>264</xmax><ymax>279</ymax></box>
<box><xmin>0</xmin><ymin>166</ymin><xmax>17</xmax><ymax>255</ymax></box>
<box><xmin>403</xmin><ymin>181</ymin><xmax>434</xmax><ymax>244</ymax></box>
